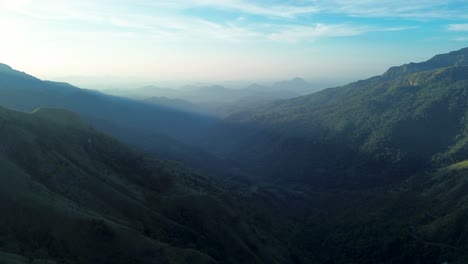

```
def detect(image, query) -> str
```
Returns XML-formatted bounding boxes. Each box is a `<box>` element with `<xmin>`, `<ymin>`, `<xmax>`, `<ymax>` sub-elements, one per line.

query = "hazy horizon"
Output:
<box><xmin>50</xmin><ymin>75</ymin><xmax>345</xmax><ymax>91</ymax></box>
<box><xmin>2</xmin><ymin>0</ymin><xmax>468</xmax><ymax>90</ymax></box>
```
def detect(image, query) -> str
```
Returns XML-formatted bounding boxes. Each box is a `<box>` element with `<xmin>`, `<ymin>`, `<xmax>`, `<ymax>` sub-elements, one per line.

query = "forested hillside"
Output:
<box><xmin>0</xmin><ymin>107</ymin><xmax>293</xmax><ymax>264</ymax></box>
<box><xmin>205</xmin><ymin>48</ymin><xmax>468</xmax><ymax>187</ymax></box>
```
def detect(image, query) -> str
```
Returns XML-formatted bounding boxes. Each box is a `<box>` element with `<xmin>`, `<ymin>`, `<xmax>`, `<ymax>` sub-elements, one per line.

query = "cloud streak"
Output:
<box><xmin>1</xmin><ymin>0</ymin><xmax>466</xmax><ymax>84</ymax></box>
<box><xmin>143</xmin><ymin>0</ymin><xmax>320</xmax><ymax>19</ymax></box>
<box><xmin>318</xmin><ymin>0</ymin><xmax>468</xmax><ymax>19</ymax></box>
<box><xmin>0</xmin><ymin>0</ymin><xmax>420</xmax><ymax>44</ymax></box>
<box><xmin>448</xmin><ymin>24</ymin><xmax>468</xmax><ymax>31</ymax></box>
<box><xmin>268</xmin><ymin>24</ymin><xmax>368</xmax><ymax>43</ymax></box>
<box><xmin>147</xmin><ymin>0</ymin><xmax>468</xmax><ymax>20</ymax></box>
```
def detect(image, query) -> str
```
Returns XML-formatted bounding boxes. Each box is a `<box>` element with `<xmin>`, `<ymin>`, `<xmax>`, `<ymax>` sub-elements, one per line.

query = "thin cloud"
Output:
<box><xmin>4</xmin><ymin>1</ymin><xmax>468</xmax><ymax>24</ymax></box>
<box><xmin>146</xmin><ymin>0</ymin><xmax>468</xmax><ymax>20</ymax></box>
<box><xmin>0</xmin><ymin>0</ymin><xmax>444</xmax><ymax>44</ymax></box>
<box><xmin>266</xmin><ymin>24</ymin><xmax>415</xmax><ymax>43</ymax></box>
<box><xmin>448</xmin><ymin>24</ymin><xmax>468</xmax><ymax>31</ymax></box>
<box><xmin>303</xmin><ymin>0</ymin><xmax>468</xmax><ymax>20</ymax></box>
<box><xmin>144</xmin><ymin>0</ymin><xmax>320</xmax><ymax>18</ymax></box>
<box><xmin>267</xmin><ymin>24</ymin><xmax>370</xmax><ymax>43</ymax></box>
<box><xmin>452</xmin><ymin>36</ymin><xmax>468</xmax><ymax>41</ymax></box>
<box><xmin>380</xmin><ymin>26</ymin><xmax>420</xmax><ymax>31</ymax></box>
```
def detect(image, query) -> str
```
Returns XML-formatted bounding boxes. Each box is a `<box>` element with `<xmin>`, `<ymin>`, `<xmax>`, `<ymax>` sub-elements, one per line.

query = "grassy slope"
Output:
<box><xmin>0</xmin><ymin>107</ymin><xmax>291</xmax><ymax>264</ymax></box>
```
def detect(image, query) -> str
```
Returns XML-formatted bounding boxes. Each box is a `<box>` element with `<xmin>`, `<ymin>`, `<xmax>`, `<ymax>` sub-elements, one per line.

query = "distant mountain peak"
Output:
<box><xmin>272</xmin><ymin>77</ymin><xmax>311</xmax><ymax>91</ymax></box>
<box><xmin>0</xmin><ymin>63</ymin><xmax>39</xmax><ymax>81</ymax></box>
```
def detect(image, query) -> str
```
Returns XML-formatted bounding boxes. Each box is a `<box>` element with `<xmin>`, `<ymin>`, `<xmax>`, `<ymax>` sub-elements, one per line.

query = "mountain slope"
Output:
<box><xmin>0</xmin><ymin>64</ymin><xmax>219</xmax><ymax>170</ymax></box>
<box><xmin>204</xmin><ymin>48</ymin><xmax>468</xmax><ymax>186</ymax></box>
<box><xmin>0</xmin><ymin>106</ymin><xmax>293</xmax><ymax>264</ymax></box>
<box><xmin>384</xmin><ymin>47</ymin><xmax>468</xmax><ymax>78</ymax></box>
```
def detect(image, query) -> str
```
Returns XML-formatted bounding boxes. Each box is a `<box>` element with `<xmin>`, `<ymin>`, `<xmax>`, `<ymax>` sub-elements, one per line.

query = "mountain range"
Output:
<box><xmin>0</xmin><ymin>63</ymin><xmax>221</xmax><ymax>171</ymax></box>
<box><xmin>0</xmin><ymin>47</ymin><xmax>467</xmax><ymax>263</ymax></box>
<box><xmin>109</xmin><ymin>78</ymin><xmax>324</xmax><ymax>117</ymax></box>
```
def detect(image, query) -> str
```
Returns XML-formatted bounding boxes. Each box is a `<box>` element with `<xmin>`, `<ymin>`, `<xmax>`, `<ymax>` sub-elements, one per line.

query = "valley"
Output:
<box><xmin>0</xmin><ymin>47</ymin><xmax>467</xmax><ymax>263</ymax></box>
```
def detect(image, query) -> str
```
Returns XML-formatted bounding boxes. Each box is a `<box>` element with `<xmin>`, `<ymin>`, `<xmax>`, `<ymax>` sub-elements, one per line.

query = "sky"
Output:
<box><xmin>1</xmin><ymin>0</ymin><xmax>468</xmax><ymax>89</ymax></box>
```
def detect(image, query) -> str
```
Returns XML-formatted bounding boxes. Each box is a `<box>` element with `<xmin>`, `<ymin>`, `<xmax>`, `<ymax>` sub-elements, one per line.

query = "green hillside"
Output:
<box><xmin>0</xmin><ymin>106</ymin><xmax>292</xmax><ymax>264</ymax></box>
<box><xmin>206</xmin><ymin>48</ymin><xmax>468</xmax><ymax>186</ymax></box>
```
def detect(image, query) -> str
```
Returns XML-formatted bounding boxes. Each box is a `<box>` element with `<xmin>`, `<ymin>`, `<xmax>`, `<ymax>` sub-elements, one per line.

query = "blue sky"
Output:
<box><xmin>1</xmin><ymin>0</ymin><xmax>468</xmax><ymax>88</ymax></box>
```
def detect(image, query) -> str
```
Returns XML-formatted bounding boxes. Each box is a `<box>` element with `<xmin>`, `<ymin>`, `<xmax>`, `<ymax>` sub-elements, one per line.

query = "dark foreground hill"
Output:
<box><xmin>0</xmin><ymin>107</ymin><xmax>293</xmax><ymax>264</ymax></box>
<box><xmin>205</xmin><ymin>47</ymin><xmax>468</xmax><ymax>187</ymax></box>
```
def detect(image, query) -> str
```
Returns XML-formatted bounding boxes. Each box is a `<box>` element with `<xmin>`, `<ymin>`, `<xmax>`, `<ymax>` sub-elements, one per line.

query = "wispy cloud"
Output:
<box><xmin>451</xmin><ymin>36</ymin><xmax>468</xmax><ymax>41</ymax></box>
<box><xmin>448</xmin><ymin>24</ymin><xmax>468</xmax><ymax>31</ymax></box>
<box><xmin>267</xmin><ymin>24</ymin><xmax>370</xmax><ymax>43</ymax></box>
<box><xmin>144</xmin><ymin>0</ymin><xmax>320</xmax><ymax>19</ymax></box>
<box><xmin>1</xmin><ymin>0</ymin><xmax>465</xmax><ymax>83</ymax></box>
<box><xmin>380</xmin><ymin>26</ymin><xmax>420</xmax><ymax>31</ymax></box>
<box><xmin>0</xmin><ymin>0</ymin><xmax>420</xmax><ymax>44</ymax></box>
<box><xmin>144</xmin><ymin>0</ymin><xmax>468</xmax><ymax>20</ymax></box>
<box><xmin>309</xmin><ymin>0</ymin><xmax>468</xmax><ymax>20</ymax></box>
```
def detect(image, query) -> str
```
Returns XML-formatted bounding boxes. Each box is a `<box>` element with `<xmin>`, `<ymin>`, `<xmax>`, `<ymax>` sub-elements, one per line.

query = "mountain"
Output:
<box><xmin>203</xmin><ymin>48</ymin><xmax>468</xmax><ymax>187</ymax></box>
<box><xmin>107</xmin><ymin>79</ymin><xmax>324</xmax><ymax>117</ymax></box>
<box><xmin>0</xmin><ymin>106</ymin><xmax>294</xmax><ymax>264</ymax></box>
<box><xmin>0</xmin><ymin>64</ymin><xmax>220</xmax><ymax>170</ymax></box>
<box><xmin>271</xmin><ymin>77</ymin><xmax>317</xmax><ymax>94</ymax></box>
<box><xmin>1</xmin><ymin>48</ymin><xmax>468</xmax><ymax>264</ymax></box>
<box><xmin>383</xmin><ymin>47</ymin><xmax>468</xmax><ymax>78</ymax></box>
<box><xmin>1</xmin><ymin>105</ymin><xmax>467</xmax><ymax>263</ymax></box>
<box><xmin>187</xmin><ymin>48</ymin><xmax>468</xmax><ymax>263</ymax></box>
